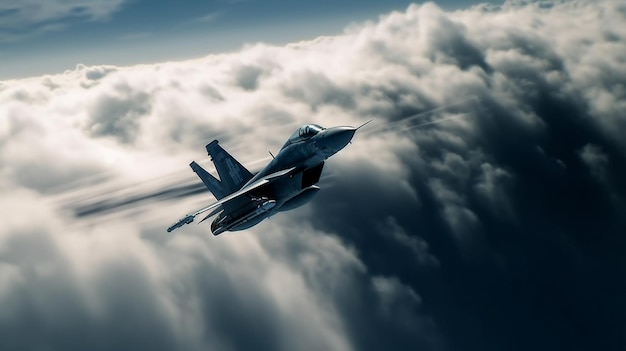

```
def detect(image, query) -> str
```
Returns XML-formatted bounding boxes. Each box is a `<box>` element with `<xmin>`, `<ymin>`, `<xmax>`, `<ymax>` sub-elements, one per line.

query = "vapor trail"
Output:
<box><xmin>361</xmin><ymin>96</ymin><xmax>478</xmax><ymax>136</ymax></box>
<box><xmin>56</xmin><ymin>97</ymin><xmax>478</xmax><ymax>222</ymax></box>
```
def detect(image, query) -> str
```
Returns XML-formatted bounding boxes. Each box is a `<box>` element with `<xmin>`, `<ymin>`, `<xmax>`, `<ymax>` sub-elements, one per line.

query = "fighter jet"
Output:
<box><xmin>167</xmin><ymin>122</ymin><xmax>368</xmax><ymax>234</ymax></box>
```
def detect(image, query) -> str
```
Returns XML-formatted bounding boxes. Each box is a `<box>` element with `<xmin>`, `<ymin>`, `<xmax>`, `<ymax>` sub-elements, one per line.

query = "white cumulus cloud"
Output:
<box><xmin>1</xmin><ymin>1</ymin><xmax>625</xmax><ymax>350</ymax></box>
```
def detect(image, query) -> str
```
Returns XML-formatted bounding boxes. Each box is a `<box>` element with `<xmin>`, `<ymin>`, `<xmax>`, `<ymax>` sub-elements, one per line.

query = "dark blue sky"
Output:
<box><xmin>0</xmin><ymin>0</ymin><xmax>492</xmax><ymax>79</ymax></box>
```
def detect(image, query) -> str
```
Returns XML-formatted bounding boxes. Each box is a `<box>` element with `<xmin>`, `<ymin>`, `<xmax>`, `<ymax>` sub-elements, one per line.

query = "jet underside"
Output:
<box><xmin>210</xmin><ymin>162</ymin><xmax>324</xmax><ymax>235</ymax></box>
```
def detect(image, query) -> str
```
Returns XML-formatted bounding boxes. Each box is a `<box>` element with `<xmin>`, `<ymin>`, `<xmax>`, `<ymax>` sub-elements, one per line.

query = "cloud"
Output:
<box><xmin>1</xmin><ymin>1</ymin><xmax>626</xmax><ymax>350</ymax></box>
<box><xmin>579</xmin><ymin>144</ymin><xmax>609</xmax><ymax>182</ymax></box>
<box><xmin>0</xmin><ymin>0</ymin><xmax>127</xmax><ymax>42</ymax></box>
<box><xmin>192</xmin><ymin>11</ymin><xmax>224</xmax><ymax>24</ymax></box>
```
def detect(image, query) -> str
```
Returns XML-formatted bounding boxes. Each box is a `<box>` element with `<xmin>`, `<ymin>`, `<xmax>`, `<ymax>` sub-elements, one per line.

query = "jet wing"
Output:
<box><xmin>167</xmin><ymin>167</ymin><xmax>295</xmax><ymax>232</ymax></box>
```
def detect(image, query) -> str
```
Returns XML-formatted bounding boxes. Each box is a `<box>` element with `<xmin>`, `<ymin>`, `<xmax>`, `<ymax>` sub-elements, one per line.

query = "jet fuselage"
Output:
<box><xmin>167</xmin><ymin>124</ymin><xmax>358</xmax><ymax>235</ymax></box>
<box><xmin>211</xmin><ymin>126</ymin><xmax>356</xmax><ymax>234</ymax></box>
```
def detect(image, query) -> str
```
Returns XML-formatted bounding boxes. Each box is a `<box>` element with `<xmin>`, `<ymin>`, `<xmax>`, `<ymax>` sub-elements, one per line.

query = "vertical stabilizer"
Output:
<box><xmin>206</xmin><ymin>140</ymin><xmax>254</xmax><ymax>192</ymax></box>
<box><xmin>190</xmin><ymin>161</ymin><xmax>228</xmax><ymax>200</ymax></box>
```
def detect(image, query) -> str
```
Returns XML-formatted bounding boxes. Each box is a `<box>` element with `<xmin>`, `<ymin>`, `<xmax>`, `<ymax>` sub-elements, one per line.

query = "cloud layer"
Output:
<box><xmin>1</xmin><ymin>1</ymin><xmax>626</xmax><ymax>350</ymax></box>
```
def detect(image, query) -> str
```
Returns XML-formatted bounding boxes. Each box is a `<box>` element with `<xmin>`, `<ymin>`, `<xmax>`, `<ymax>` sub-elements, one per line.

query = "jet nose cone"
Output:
<box><xmin>320</xmin><ymin>127</ymin><xmax>356</xmax><ymax>156</ymax></box>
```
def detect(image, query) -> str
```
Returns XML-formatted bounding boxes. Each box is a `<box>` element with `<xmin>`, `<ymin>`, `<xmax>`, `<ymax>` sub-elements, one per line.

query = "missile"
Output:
<box><xmin>259</xmin><ymin>199</ymin><xmax>277</xmax><ymax>212</ymax></box>
<box><xmin>231</xmin><ymin>199</ymin><xmax>276</xmax><ymax>227</ymax></box>
<box><xmin>211</xmin><ymin>200</ymin><xmax>277</xmax><ymax>235</ymax></box>
<box><xmin>167</xmin><ymin>214</ymin><xmax>195</xmax><ymax>232</ymax></box>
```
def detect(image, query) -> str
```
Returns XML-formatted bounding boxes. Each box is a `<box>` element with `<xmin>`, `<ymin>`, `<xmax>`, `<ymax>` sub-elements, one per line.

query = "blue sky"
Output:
<box><xmin>0</xmin><ymin>0</ymin><xmax>491</xmax><ymax>79</ymax></box>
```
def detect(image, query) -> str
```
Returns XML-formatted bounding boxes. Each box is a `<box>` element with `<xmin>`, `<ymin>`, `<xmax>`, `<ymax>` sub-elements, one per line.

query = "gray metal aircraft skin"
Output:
<box><xmin>167</xmin><ymin>123</ymin><xmax>362</xmax><ymax>235</ymax></box>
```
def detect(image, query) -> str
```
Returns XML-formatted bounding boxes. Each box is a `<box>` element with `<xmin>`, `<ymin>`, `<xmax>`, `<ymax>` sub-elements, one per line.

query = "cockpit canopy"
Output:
<box><xmin>282</xmin><ymin>124</ymin><xmax>324</xmax><ymax>148</ymax></box>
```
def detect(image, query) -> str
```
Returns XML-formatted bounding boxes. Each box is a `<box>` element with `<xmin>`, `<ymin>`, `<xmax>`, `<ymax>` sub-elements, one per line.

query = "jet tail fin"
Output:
<box><xmin>206</xmin><ymin>140</ymin><xmax>254</xmax><ymax>192</ymax></box>
<box><xmin>190</xmin><ymin>161</ymin><xmax>228</xmax><ymax>200</ymax></box>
